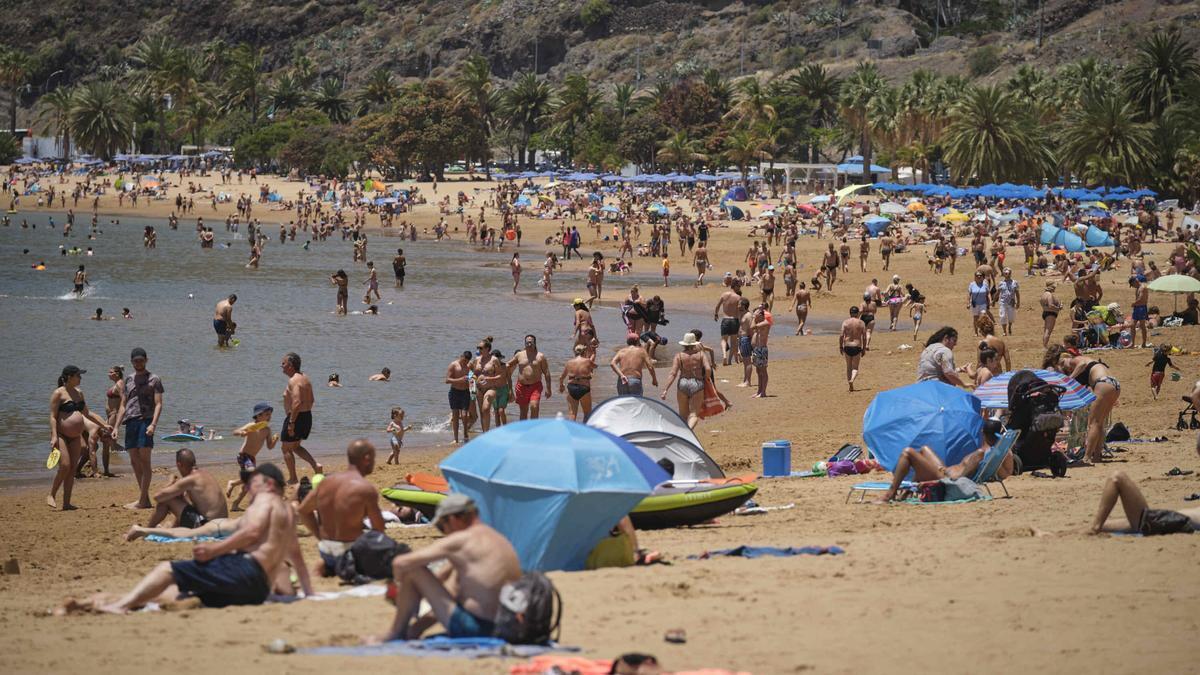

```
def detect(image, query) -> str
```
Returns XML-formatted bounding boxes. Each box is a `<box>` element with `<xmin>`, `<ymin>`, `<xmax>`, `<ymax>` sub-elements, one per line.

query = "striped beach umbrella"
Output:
<box><xmin>973</xmin><ymin>369</ymin><xmax>1095</xmax><ymax>410</ymax></box>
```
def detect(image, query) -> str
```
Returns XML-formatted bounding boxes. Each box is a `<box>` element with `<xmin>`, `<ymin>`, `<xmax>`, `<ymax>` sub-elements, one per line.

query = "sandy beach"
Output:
<box><xmin>1</xmin><ymin>168</ymin><xmax>1197</xmax><ymax>674</ymax></box>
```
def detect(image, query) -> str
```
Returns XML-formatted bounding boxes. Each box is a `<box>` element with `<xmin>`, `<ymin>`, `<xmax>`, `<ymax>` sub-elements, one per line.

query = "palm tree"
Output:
<box><xmin>266</xmin><ymin>73</ymin><xmax>306</xmax><ymax>117</ymax></box>
<box><xmin>129</xmin><ymin>35</ymin><xmax>178</xmax><ymax>152</ymax></box>
<box><xmin>942</xmin><ymin>84</ymin><xmax>1051</xmax><ymax>184</ymax></box>
<box><xmin>867</xmin><ymin>85</ymin><xmax>903</xmax><ymax>174</ymax></box>
<box><xmin>356</xmin><ymin>68</ymin><xmax>399</xmax><ymax>115</ymax></box>
<box><xmin>0</xmin><ymin>48</ymin><xmax>31</xmax><ymax>134</ymax></box>
<box><xmin>311</xmin><ymin>78</ymin><xmax>350</xmax><ymax>123</ymax></box>
<box><xmin>224</xmin><ymin>44</ymin><xmax>266</xmax><ymax>124</ymax></box>
<box><xmin>1121</xmin><ymin>29</ymin><xmax>1200</xmax><ymax>121</ymax></box>
<box><xmin>612</xmin><ymin>82</ymin><xmax>635</xmax><ymax>122</ymax></box>
<box><xmin>656</xmin><ymin>130</ymin><xmax>707</xmax><ymax>172</ymax></box>
<box><xmin>784</xmin><ymin>63</ymin><xmax>840</xmax><ymax>161</ymax></box>
<box><xmin>1052</xmin><ymin>58</ymin><xmax>1118</xmax><ymax>113</ymax></box>
<box><xmin>175</xmin><ymin>87</ymin><xmax>217</xmax><ymax>146</ymax></box>
<box><xmin>701</xmin><ymin>69</ymin><xmax>733</xmax><ymax>113</ymax></box>
<box><xmin>127</xmin><ymin>89</ymin><xmax>161</xmax><ymax>152</ymax></box>
<box><xmin>839</xmin><ymin>61</ymin><xmax>884</xmax><ymax>181</ymax></box>
<box><xmin>1171</xmin><ymin>144</ymin><xmax>1200</xmax><ymax>205</ymax></box>
<box><xmin>1058</xmin><ymin>92</ymin><xmax>1155</xmax><ymax>186</ymax></box>
<box><xmin>725</xmin><ymin>77</ymin><xmax>776</xmax><ymax>128</ymax></box>
<box><xmin>292</xmin><ymin>55</ymin><xmax>318</xmax><ymax>89</ymax></box>
<box><xmin>454</xmin><ymin>55</ymin><xmax>497</xmax><ymax>171</ymax></box>
<box><xmin>70</xmin><ymin>81</ymin><xmax>132</xmax><ymax>160</ymax></box>
<box><xmin>36</xmin><ymin>88</ymin><xmax>75</xmax><ymax>159</ymax></box>
<box><xmin>501</xmin><ymin>72</ymin><xmax>551</xmax><ymax>169</ymax></box>
<box><xmin>550</xmin><ymin>73</ymin><xmax>601</xmax><ymax>164</ymax></box>
<box><xmin>723</xmin><ymin>129</ymin><xmax>770</xmax><ymax>184</ymax></box>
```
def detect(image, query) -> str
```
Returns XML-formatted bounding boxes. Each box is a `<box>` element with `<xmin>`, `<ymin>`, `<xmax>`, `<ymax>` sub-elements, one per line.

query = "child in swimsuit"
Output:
<box><xmin>385</xmin><ymin>407</ymin><xmax>413</xmax><ymax>464</ymax></box>
<box><xmin>226</xmin><ymin>403</ymin><xmax>277</xmax><ymax>510</ymax></box>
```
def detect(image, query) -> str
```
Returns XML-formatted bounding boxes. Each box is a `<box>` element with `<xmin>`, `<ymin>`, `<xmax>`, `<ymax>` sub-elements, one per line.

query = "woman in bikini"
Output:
<box><xmin>660</xmin><ymin>334</ymin><xmax>709</xmax><ymax>430</ymax></box>
<box><xmin>1040</xmin><ymin>280</ymin><xmax>1062</xmax><ymax>348</ymax></box>
<box><xmin>884</xmin><ymin>275</ymin><xmax>904</xmax><ymax>331</ymax></box>
<box><xmin>49</xmin><ymin>366</ymin><xmax>113</xmax><ymax>510</ymax></box>
<box><xmin>1044</xmin><ymin>345</ymin><xmax>1121</xmax><ymax>464</ymax></box>
<box><xmin>558</xmin><ymin>345</ymin><xmax>596</xmax><ymax>421</ymax></box>
<box><xmin>99</xmin><ymin>365</ymin><xmax>125</xmax><ymax>477</ymax></box>
<box><xmin>510</xmin><ymin>252</ymin><xmax>521</xmax><ymax>293</ymax></box>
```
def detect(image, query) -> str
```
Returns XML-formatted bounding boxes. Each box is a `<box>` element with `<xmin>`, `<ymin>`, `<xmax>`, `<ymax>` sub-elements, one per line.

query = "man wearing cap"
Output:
<box><xmin>297</xmin><ymin>439</ymin><xmax>386</xmax><ymax>577</ymax></box>
<box><xmin>1130</xmin><ymin>274</ymin><xmax>1150</xmax><ymax>348</ymax></box>
<box><xmin>996</xmin><ymin>268</ymin><xmax>1020</xmax><ymax>336</ymax></box>
<box><xmin>611</xmin><ymin>333</ymin><xmax>658</xmax><ymax>396</ymax></box>
<box><xmin>113</xmin><ymin>347</ymin><xmax>164</xmax><ymax>510</ymax></box>
<box><xmin>373</xmin><ymin>494</ymin><xmax>520</xmax><ymax>642</ymax></box>
<box><xmin>507</xmin><ymin>335</ymin><xmax>552</xmax><ymax>420</ymax></box>
<box><xmin>96</xmin><ymin>463</ymin><xmax>312</xmax><ymax>613</ymax></box>
<box><xmin>143</xmin><ymin>448</ymin><xmax>228</xmax><ymax>530</ymax></box>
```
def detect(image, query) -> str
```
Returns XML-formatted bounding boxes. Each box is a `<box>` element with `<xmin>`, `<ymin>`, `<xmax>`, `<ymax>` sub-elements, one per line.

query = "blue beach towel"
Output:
<box><xmin>144</xmin><ymin>533</ymin><xmax>227</xmax><ymax>543</ymax></box>
<box><xmin>689</xmin><ymin>545</ymin><xmax>845</xmax><ymax>559</ymax></box>
<box><xmin>304</xmin><ymin>636</ymin><xmax>578</xmax><ymax>659</ymax></box>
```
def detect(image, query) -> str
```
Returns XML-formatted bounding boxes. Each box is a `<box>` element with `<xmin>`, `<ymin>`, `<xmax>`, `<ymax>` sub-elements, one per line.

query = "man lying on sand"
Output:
<box><xmin>297</xmin><ymin>439</ymin><xmax>386</xmax><ymax>577</ymax></box>
<box><xmin>61</xmin><ymin>463</ymin><xmax>311</xmax><ymax>614</ymax></box>
<box><xmin>370</xmin><ymin>494</ymin><xmax>520</xmax><ymax>642</ymax></box>
<box><xmin>143</xmin><ymin>449</ymin><xmax>229</xmax><ymax>529</ymax></box>
<box><xmin>1091</xmin><ymin>470</ymin><xmax>1200</xmax><ymax>535</ymax></box>
<box><xmin>875</xmin><ymin>419</ymin><xmax>1013</xmax><ymax>503</ymax></box>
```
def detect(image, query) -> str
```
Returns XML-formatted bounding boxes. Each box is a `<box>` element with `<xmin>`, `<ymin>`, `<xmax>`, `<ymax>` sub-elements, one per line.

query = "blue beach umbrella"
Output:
<box><xmin>440</xmin><ymin>419</ymin><xmax>668</xmax><ymax>572</ymax></box>
<box><xmin>862</xmin><ymin>381</ymin><xmax>983</xmax><ymax>472</ymax></box>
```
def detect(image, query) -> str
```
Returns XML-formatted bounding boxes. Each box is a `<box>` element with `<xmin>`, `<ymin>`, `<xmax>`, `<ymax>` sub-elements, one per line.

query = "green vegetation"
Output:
<box><xmin>0</xmin><ymin>26</ymin><xmax>1198</xmax><ymax>203</ymax></box>
<box><xmin>579</xmin><ymin>0</ymin><xmax>613</xmax><ymax>29</ymax></box>
<box><xmin>967</xmin><ymin>45</ymin><xmax>1002</xmax><ymax>78</ymax></box>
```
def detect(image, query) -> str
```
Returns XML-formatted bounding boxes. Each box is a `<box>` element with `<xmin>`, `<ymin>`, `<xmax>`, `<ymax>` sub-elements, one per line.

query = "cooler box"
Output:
<box><xmin>761</xmin><ymin>440</ymin><xmax>792</xmax><ymax>477</ymax></box>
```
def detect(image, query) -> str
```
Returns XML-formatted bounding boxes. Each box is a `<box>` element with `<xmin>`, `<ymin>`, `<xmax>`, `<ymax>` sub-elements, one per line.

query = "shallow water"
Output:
<box><xmin>0</xmin><ymin>212</ymin><xmax>716</xmax><ymax>485</ymax></box>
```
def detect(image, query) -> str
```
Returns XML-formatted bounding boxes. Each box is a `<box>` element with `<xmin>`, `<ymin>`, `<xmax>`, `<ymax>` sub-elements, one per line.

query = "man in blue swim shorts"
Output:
<box><xmin>213</xmin><ymin>294</ymin><xmax>237</xmax><ymax>348</ymax></box>
<box><xmin>86</xmin><ymin>463</ymin><xmax>312</xmax><ymax>613</ymax></box>
<box><xmin>372</xmin><ymin>494</ymin><xmax>521</xmax><ymax>642</ymax></box>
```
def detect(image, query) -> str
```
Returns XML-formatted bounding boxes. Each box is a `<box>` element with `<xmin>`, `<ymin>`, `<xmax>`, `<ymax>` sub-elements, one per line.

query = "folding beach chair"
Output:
<box><xmin>845</xmin><ymin>430</ymin><xmax>1019</xmax><ymax>503</ymax></box>
<box><xmin>970</xmin><ymin>429</ymin><xmax>1019</xmax><ymax>499</ymax></box>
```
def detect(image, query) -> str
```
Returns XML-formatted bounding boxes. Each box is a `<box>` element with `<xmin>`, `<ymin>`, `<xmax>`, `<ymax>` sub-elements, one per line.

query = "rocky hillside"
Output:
<box><xmin>4</xmin><ymin>0</ymin><xmax>1198</xmax><ymax>96</ymax></box>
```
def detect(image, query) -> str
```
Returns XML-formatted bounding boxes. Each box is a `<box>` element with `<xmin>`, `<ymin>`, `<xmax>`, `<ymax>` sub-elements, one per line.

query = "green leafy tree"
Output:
<box><xmin>70</xmin><ymin>81</ymin><xmax>132</xmax><ymax>160</ymax></box>
<box><xmin>0</xmin><ymin>48</ymin><xmax>32</xmax><ymax>134</ymax></box>
<box><xmin>224</xmin><ymin>44</ymin><xmax>266</xmax><ymax>124</ymax></box>
<box><xmin>839</xmin><ymin>61</ymin><xmax>884</xmax><ymax>180</ymax></box>
<box><xmin>1058</xmin><ymin>93</ymin><xmax>1155</xmax><ymax>186</ymax></box>
<box><xmin>311</xmin><ymin>78</ymin><xmax>350</xmax><ymax>124</ymax></box>
<box><xmin>501</xmin><ymin>73</ymin><xmax>551</xmax><ymax>169</ymax></box>
<box><xmin>1121</xmin><ymin>29</ymin><xmax>1200</xmax><ymax>121</ymax></box>
<box><xmin>942</xmin><ymin>84</ymin><xmax>1052</xmax><ymax>184</ymax></box>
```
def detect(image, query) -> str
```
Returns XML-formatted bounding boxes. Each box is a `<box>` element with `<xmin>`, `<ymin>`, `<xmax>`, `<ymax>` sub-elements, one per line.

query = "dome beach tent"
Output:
<box><xmin>586</xmin><ymin>395</ymin><xmax>724</xmax><ymax>480</ymax></box>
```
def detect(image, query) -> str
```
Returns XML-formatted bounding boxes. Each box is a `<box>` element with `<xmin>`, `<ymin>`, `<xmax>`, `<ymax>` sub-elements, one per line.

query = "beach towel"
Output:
<box><xmin>144</xmin><ymin>533</ymin><xmax>227</xmax><ymax>543</ymax></box>
<box><xmin>510</xmin><ymin>656</ymin><xmax>612</xmax><ymax>675</ymax></box>
<box><xmin>304</xmin><ymin>636</ymin><xmax>579</xmax><ymax>659</ymax></box>
<box><xmin>698</xmin><ymin>379</ymin><xmax>726</xmax><ymax>418</ymax></box>
<box><xmin>689</xmin><ymin>545</ymin><xmax>844</xmax><ymax>559</ymax></box>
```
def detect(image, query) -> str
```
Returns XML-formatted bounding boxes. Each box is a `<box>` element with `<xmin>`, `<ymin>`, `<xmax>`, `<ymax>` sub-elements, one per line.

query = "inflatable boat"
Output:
<box><xmin>382</xmin><ymin>480</ymin><xmax>757</xmax><ymax>530</ymax></box>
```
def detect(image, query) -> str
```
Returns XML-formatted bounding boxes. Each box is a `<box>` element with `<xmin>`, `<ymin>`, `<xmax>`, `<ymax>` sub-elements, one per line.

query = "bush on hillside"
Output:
<box><xmin>968</xmin><ymin>44</ymin><xmax>1002</xmax><ymax>78</ymax></box>
<box><xmin>580</xmin><ymin>0</ymin><xmax>613</xmax><ymax>28</ymax></box>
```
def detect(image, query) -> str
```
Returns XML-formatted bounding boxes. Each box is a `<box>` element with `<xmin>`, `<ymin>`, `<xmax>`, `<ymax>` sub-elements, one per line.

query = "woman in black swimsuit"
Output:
<box><xmin>1044</xmin><ymin>346</ymin><xmax>1121</xmax><ymax>463</ymax></box>
<box><xmin>49</xmin><ymin>366</ymin><xmax>113</xmax><ymax>510</ymax></box>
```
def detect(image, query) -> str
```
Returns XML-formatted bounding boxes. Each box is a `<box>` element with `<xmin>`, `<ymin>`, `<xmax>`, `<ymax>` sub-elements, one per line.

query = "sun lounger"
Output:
<box><xmin>845</xmin><ymin>430</ymin><xmax>1019</xmax><ymax>503</ymax></box>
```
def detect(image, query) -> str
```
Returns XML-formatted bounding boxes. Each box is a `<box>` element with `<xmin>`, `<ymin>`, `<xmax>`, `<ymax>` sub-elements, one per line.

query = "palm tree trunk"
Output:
<box><xmin>8</xmin><ymin>88</ymin><xmax>16</xmax><ymax>135</ymax></box>
<box><xmin>860</xmin><ymin>132</ymin><xmax>873</xmax><ymax>184</ymax></box>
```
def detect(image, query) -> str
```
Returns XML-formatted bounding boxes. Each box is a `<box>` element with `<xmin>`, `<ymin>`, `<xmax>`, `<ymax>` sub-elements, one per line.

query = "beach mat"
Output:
<box><xmin>900</xmin><ymin>495</ymin><xmax>992</xmax><ymax>505</ymax></box>
<box><xmin>144</xmin><ymin>533</ymin><xmax>227</xmax><ymax>543</ymax></box>
<box><xmin>689</xmin><ymin>545</ymin><xmax>844</xmax><ymax>559</ymax></box>
<box><xmin>304</xmin><ymin>636</ymin><xmax>579</xmax><ymax>659</ymax></box>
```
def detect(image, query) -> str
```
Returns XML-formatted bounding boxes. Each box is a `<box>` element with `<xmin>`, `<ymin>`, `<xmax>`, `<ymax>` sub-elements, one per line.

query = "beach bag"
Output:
<box><xmin>825</xmin><ymin>460</ymin><xmax>858</xmax><ymax>477</ymax></box>
<box><xmin>335</xmin><ymin>531</ymin><xmax>410</xmax><ymax>585</ymax></box>
<box><xmin>829</xmin><ymin>444</ymin><xmax>863</xmax><ymax>463</ymax></box>
<box><xmin>698</xmin><ymin>379</ymin><xmax>726</xmax><ymax>419</ymax></box>
<box><xmin>493</xmin><ymin>572</ymin><xmax>562</xmax><ymax>645</ymax></box>
<box><xmin>917</xmin><ymin>480</ymin><xmax>946</xmax><ymax>503</ymax></box>
<box><xmin>1105</xmin><ymin>422</ymin><xmax>1131</xmax><ymax>442</ymax></box>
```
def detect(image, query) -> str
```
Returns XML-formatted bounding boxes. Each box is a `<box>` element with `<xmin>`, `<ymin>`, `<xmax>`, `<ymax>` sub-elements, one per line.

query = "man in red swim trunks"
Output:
<box><xmin>506</xmin><ymin>334</ymin><xmax>552</xmax><ymax>420</ymax></box>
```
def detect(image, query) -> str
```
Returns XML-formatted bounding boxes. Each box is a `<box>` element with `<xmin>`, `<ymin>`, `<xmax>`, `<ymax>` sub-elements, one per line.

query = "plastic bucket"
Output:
<box><xmin>761</xmin><ymin>440</ymin><xmax>792</xmax><ymax>477</ymax></box>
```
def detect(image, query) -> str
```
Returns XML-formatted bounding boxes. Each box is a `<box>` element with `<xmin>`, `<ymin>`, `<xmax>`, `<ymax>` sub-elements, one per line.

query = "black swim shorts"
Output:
<box><xmin>844</xmin><ymin>346</ymin><xmax>863</xmax><ymax>357</ymax></box>
<box><xmin>180</xmin><ymin>504</ymin><xmax>208</xmax><ymax>529</ymax></box>
<box><xmin>448</xmin><ymin>387</ymin><xmax>471</xmax><ymax>411</ymax></box>
<box><xmin>281</xmin><ymin>411</ymin><xmax>312</xmax><ymax>442</ymax></box>
<box><xmin>170</xmin><ymin>553</ymin><xmax>270</xmax><ymax>608</ymax></box>
<box><xmin>720</xmin><ymin>318</ymin><xmax>739</xmax><ymax>336</ymax></box>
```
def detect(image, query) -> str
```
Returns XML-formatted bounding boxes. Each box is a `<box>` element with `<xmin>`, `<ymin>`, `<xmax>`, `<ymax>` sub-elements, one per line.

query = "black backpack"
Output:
<box><xmin>492</xmin><ymin>572</ymin><xmax>562</xmax><ymax>645</ymax></box>
<box><xmin>335</xmin><ymin>530</ymin><xmax>410</xmax><ymax>585</ymax></box>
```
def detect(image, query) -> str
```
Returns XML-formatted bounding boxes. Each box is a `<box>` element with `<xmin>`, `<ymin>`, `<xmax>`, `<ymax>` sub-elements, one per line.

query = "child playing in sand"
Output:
<box><xmin>385</xmin><ymin>407</ymin><xmax>413</xmax><ymax>464</ymax></box>
<box><xmin>225</xmin><ymin>402</ymin><xmax>278</xmax><ymax>510</ymax></box>
<box><xmin>1147</xmin><ymin>345</ymin><xmax>1180</xmax><ymax>399</ymax></box>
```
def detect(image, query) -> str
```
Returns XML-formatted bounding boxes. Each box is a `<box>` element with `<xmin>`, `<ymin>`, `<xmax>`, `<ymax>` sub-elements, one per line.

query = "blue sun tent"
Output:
<box><xmin>1041</xmin><ymin>223</ymin><xmax>1086</xmax><ymax>252</ymax></box>
<box><xmin>863</xmin><ymin>215</ymin><xmax>891</xmax><ymax>237</ymax></box>
<box><xmin>725</xmin><ymin>185</ymin><xmax>748</xmax><ymax>201</ymax></box>
<box><xmin>722</xmin><ymin>202</ymin><xmax>745</xmax><ymax>220</ymax></box>
<box><xmin>440</xmin><ymin>419</ymin><xmax>666</xmax><ymax>572</ymax></box>
<box><xmin>1084</xmin><ymin>225</ymin><xmax>1114</xmax><ymax>247</ymax></box>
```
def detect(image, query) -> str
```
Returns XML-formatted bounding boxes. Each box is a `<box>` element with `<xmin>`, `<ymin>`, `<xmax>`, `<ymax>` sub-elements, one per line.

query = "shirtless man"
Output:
<box><xmin>611</xmin><ymin>334</ymin><xmax>659</xmax><ymax>396</ymax></box>
<box><xmin>749</xmin><ymin>303</ymin><xmax>772</xmax><ymax>398</ymax></box>
<box><xmin>558</xmin><ymin>344</ymin><xmax>597</xmax><ymax>420</ymax></box>
<box><xmin>586</xmin><ymin>255</ymin><xmax>604</xmax><ymax>307</ymax></box>
<box><xmin>693</xmin><ymin>244</ymin><xmax>709</xmax><ymax>287</ymax></box>
<box><xmin>89</xmin><ymin>464</ymin><xmax>311</xmax><ymax>613</ymax></box>
<box><xmin>472</xmin><ymin>340</ymin><xmax>503</xmax><ymax>432</ymax></box>
<box><xmin>822</xmin><ymin>242</ymin><xmax>839</xmax><ymax>291</ymax></box>
<box><xmin>372</xmin><ymin>494</ymin><xmax>521</xmax><ymax>641</ymax></box>
<box><xmin>143</xmin><ymin>448</ymin><xmax>228</xmax><ymax>529</ymax></box>
<box><xmin>791</xmin><ymin>282</ymin><xmax>812</xmax><ymax>336</ymax></box>
<box><xmin>839</xmin><ymin>306</ymin><xmax>867</xmax><ymax>392</ymax></box>
<box><xmin>660</xmin><ymin>333</ymin><xmax>709</xmax><ymax>429</ymax></box>
<box><xmin>760</xmin><ymin>266</ymin><xmax>776</xmax><ymax>310</ymax></box>
<box><xmin>446</xmin><ymin>351</ymin><xmax>476</xmax><ymax>443</ymax></box>
<box><xmin>1130</xmin><ymin>275</ymin><xmax>1150</xmax><ymax>348</ymax></box>
<box><xmin>392</xmin><ymin>248</ymin><xmax>406</xmax><ymax>289</ymax></box>
<box><xmin>280</xmin><ymin>352</ymin><xmax>323</xmax><ymax>484</ymax></box>
<box><xmin>714</xmin><ymin>285</ymin><xmax>743</xmax><ymax>365</ymax></box>
<box><xmin>736</xmin><ymin>297</ymin><xmax>754</xmax><ymax>387</ymax></box>
<box><xmin>213</xmin><ymin>294</ymin><xmax>237</xmax><ymax>348</ymax></box>
<box><xmin>297</xmin><ymin>439</ymin><xmax>386</xmax><ymax>577</ymax></box>
<box><xmin>73</xmin><ymin>265</ymin><xmax>88</xmax><ymax>297</ymax></box>
<box><xmin>507</xmin><ymin>335</ymin><xmax>552</xmax><ymax>420</ymax></box>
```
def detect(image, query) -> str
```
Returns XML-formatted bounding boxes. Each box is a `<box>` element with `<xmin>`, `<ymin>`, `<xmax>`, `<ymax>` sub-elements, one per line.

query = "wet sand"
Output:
<box><xmin>1</xmin><ymin>168</ymin><xmax>1197</xmax><ymax>673</ymax></box>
